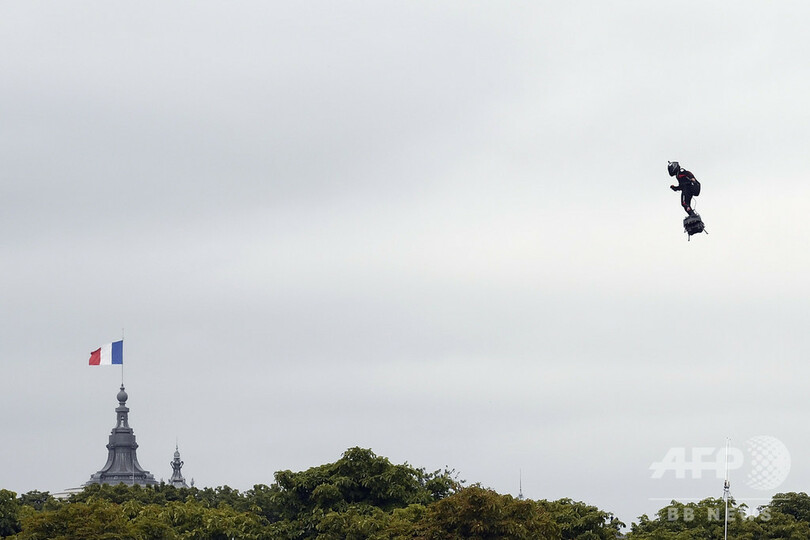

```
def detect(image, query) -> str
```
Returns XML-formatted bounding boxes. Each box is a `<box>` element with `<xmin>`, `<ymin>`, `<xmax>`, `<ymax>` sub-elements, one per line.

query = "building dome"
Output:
<box><xmin>86</xmin><ymin>384</ymin><xmax>157</xmax><ymax>487</ymax></box>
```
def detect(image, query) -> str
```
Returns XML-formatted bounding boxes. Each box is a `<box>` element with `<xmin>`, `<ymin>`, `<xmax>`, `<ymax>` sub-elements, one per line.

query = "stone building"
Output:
<box><xmin>85</xmin><ymin>385</ymin><xmax>158</xmax><ymax>486</ymax></box>
<box><xmin>169</xmin><ymin>445</ymin><xmax>188</xmax><ymax>488</ymax></box>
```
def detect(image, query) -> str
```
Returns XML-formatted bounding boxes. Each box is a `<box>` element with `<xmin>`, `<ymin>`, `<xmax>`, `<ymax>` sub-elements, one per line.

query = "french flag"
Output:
<box><xmin>89</xmin><ymin>340</ymin><xmax>123</xmax><ymax>365</ymax></box>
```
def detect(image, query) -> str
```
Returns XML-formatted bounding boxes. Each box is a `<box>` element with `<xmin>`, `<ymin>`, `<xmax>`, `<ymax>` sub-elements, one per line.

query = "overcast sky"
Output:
<box><xmin>3</xmin><ymin>0</ymin><xmax>810</xmax><ymax>525</ymax></box>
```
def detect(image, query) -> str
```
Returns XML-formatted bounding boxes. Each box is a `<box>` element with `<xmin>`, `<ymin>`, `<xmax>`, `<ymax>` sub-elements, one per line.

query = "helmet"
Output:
<box><xmin>667</xmin><ymin>161</ymin><xmax>681</xmax><ymax>176</ymax></box>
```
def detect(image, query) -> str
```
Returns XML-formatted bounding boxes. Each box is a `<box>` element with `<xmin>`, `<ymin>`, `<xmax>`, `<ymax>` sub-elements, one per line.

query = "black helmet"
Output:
<box><xmin>667</xmin><ymin>161</ymin><xmax>680</xmax><ymax>176</ymax></box>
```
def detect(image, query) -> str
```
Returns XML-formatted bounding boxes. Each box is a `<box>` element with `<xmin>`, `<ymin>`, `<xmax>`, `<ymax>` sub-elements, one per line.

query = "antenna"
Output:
<box><xmin>723</xmin><ymin>438</ymin><xmax>730</xmax><ymax>540</ymax></box>
<box><xmin>518</xmin><ymin>469</ymin><xmax>524</xmax><ymax>500</ymax></box>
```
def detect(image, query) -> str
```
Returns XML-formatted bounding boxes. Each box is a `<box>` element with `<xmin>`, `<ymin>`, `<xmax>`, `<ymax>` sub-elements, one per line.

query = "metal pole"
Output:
<box><xmin>724</xmin><ymin>438</ymin><xmax>730</xmax><ymax>540</ymax></box>
<box><xmin>121</xmin><ymin>328</ymin><xmax>125</xmax><ymax>386</ymax></box>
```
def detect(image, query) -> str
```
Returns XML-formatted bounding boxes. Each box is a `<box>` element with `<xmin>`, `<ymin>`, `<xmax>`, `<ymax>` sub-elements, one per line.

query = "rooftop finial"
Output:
<box><xmin>170</xmin><ymin>444</ymin><xmax>188</xmax><ymax>488</ymax></box>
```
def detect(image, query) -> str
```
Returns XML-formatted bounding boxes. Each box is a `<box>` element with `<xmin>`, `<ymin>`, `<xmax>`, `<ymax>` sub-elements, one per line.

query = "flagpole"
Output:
<box><xmin>122</xmin><ymin>328</ymin><xmax>132</xmax><ymax>487</ymax></box>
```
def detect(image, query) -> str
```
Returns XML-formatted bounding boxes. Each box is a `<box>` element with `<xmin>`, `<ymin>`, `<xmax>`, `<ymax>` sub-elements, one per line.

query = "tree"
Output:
<box><xmin>156</xmin><ymin>498</ymin><xmax>267</xmax><ymax>540</ymax></box>
<box><xmin>262</xmin><ymin>447</ymin><xmax>459</xmax><ymax>523</ymax></box>
<box><xmin>766</xmin><ymin>492</ymin><xmax>810</xmax><ymax>523</ymax></box>
<box><xmin>629</xmin><ymin>498</ymin><xmax>740</xmax><ymax>539</ymax></box>
<box><xmin>414</xmin><ymin>485</ymin><xmax>559</xmax><ymax>539</ymax></box>
<box><xmin>17</xmin><ymin>490</ymin><xmax>59</xmax><ymax>512</ymax></box>
<box><xmin>625</xmin><ymin>496</ymin><xmax>810</xmax><ymax>540</ymax></box>
<box><xmin>538</xmin><ymin>498</ymin><xmax>624</xmax><ymax>539</ymax></box>
<box><xmin>3</xmin><ymin>447</ymin><xmax>625</xmax><ymax>539</ymax></box>
<box><xmin>15</xmin><ymin>498</ymin><xmax>135</xmax><ymax>540</ymax></box>
<box><xmin>753</xmin><ymin>492</ymin><xmax>810</xmax><ymax>540</ymax></box>
<box><xmin>314</xmin><ymin>504</ymin><xmax>391</xmax><ymax>540</ymax></box>
<box><xmin>0</xmin><ymin>489</ymin><xmax>21</xmax><ymax>538</ymax></box>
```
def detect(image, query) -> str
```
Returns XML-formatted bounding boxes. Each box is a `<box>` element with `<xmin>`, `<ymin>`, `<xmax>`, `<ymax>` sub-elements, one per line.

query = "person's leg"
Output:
<box><xmin>681</xmin><ymin>191</ymin><xmax>694</xmax><ymax>215</ymax></box>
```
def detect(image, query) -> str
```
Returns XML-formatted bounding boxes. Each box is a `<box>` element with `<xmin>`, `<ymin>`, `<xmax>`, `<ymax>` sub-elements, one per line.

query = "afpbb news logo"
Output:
<box><xmin>650</xmin><ymin>436</ymin><xmax>791</xmax><ymax>490</ymax></box>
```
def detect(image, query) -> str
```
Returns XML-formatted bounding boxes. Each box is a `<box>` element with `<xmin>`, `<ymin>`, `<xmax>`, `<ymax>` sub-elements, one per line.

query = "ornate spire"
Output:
<box><xmin>169</xmin><ymin>444</ymin><xmax>188</xmax><ymax>488</ymax></box>
<box><xmin>85</xmin><ymin>385</ymin><xmax>157</xmax><ymax>486</ymax></box>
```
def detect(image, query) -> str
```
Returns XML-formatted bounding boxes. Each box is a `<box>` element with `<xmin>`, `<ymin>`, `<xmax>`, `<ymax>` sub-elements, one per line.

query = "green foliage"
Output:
<box><xmin>16</xmin><ymin>491</ymin><xmax>59</xmax><ymax>512</ymax></box>
<box><xmin>756</xmin><ymin>492</ymin><xmax>810</xmax><ymax>540</ymax></box>
<box><xmin>15</xmin><ymin>498</ymin><xmax>135</xmax><ymax>540</ymax></box>
<box><xmin>154</xmin><ymin>498</ymin><xmax>268</xmax><ymax>540</ymax></box>
<box><xmin>0</xmin><ymin>489</ymin><xmax>21</xmax><ymax>538</ymax></box>
<box><xmin>629</xmin><ymin>498</ymin><xmax>744</xmax><ymax>539</ymax></box>
<box><xmin>767</xmin><ymin>491</ymin><xmax>810</xmax><ymax>523</ymax></box>
<box><xmin>69</xmin><ymin>482</ymin><xmax>195</xmax><ymax>506</ymax></box>
<box><xmin>13</xmin><ymin>467</ymin><xmax>810</xmax><ymax>540</ymax></box>
<box><xmin>414</xmin><ymin>485</ymin><xmax>559</xmax><ymax>539</ymax></box>
<box><xmin>2</xmin><ymin>447</ymin><xmax>629</xmax><ymax>540</ymax></box>
<box><xmin>263</xmin><ymin>446</ymin><xmax>460</xmax><ymax>525</ymax></box>
<box><xmin>14</xmin><ymin>496</ymin><xmax>268</xmax><ymax>540</ymax></box>
<box><xmin>314</xmin><ymin>504</ymin><xmax>390</xmax><ymax>540</ymax></box>
<box><xmin>627</xmin><ymin>495</ymin><xmax>810</xmax><ymax>540</ymax></box>
<box><xmin>538</xmin><ymin>498</ymin><xmax>624</xmax><ymax>539</ymax></box>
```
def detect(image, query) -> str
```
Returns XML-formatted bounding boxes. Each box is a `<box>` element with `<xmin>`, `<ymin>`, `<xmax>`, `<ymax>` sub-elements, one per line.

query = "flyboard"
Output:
<box><xmin>683</xmin><ymin>213</ymin><xmax>707</xmax><ymax>240</ymax></box>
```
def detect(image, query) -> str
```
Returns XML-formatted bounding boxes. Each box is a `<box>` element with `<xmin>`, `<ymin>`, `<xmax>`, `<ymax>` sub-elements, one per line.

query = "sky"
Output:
<box><xmin>2</xmin><ymin>0</ymin><xmax>810</xmax><ymax>526</ymax></box>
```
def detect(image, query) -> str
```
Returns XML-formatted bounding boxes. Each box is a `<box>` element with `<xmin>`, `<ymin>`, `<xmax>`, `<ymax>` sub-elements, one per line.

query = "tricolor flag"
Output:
<box><xmin>89</xmin><ymin>340</ymin><xmax>123</xmax><ymax>365</ymax></box>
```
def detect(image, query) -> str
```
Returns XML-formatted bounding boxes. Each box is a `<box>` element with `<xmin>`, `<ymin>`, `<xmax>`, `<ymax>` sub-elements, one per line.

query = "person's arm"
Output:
<box><xmin>672</xmin><ymin>170</ymin><xmax>693</xmax><ymax>190</ymax></box>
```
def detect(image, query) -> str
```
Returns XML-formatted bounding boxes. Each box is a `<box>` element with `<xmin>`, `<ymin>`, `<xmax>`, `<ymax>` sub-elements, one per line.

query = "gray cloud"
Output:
<box><xmin>3</xmin><ymin>0</ymin><xmax>810</xmax><ymax>525</ymax></box>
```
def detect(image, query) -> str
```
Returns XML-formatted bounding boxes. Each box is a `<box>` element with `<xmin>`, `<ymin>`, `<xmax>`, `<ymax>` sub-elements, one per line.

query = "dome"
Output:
<box><xmin>117</xmin><ymin>386</ymin><xmax>128</xmax><ymax>403</ymax></box>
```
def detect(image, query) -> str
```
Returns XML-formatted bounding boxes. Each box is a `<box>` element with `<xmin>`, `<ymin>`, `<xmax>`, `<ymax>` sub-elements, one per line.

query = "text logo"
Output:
<box><xmin>650</xmin><ymin>436</ymin><xmax>790</xmax><ymax>491</ymax></box>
